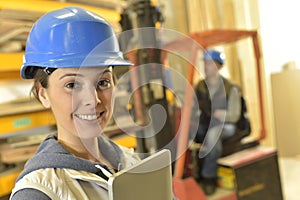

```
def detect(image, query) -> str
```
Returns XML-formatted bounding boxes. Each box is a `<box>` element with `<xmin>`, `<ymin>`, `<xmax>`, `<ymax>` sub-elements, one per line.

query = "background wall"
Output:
<box><xmin>259</xmin><ymin>0</ymin><xmax>300</xmax><ymax>73</ymax></box>
<box><xmin>259</xmin><ymin>0</ymin><xmax>300</xmax><ymax>154</ymax></box>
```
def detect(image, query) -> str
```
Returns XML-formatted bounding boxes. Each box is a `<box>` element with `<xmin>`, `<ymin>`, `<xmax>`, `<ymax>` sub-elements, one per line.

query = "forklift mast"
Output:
<box><xmin>119</xmin><ymin>0</ymin><xmax>175</xmax><ymax>157</ymax></box>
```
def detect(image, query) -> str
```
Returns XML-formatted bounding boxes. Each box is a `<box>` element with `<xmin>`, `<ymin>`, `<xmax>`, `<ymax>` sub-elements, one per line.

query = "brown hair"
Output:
<box><xmin>30</xmin><ymin>68</ymin><xmax>54</xmax><ymax>102</ymax></box>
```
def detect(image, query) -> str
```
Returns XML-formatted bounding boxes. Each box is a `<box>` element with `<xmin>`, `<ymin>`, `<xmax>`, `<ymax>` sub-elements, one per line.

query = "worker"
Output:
<box><xmin>194</xmin><ymin>49</ymin><xmax>242</xmax><ymax>195</ymax></box>
<box><xmin>10</xmin><ymin>7</ymin><xmax>141</xmax><ymax>199</ymax></box>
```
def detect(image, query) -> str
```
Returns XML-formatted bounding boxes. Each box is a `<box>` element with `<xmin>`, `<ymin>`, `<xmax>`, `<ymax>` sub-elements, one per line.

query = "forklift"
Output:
<box><xmin>118</xmin><ymin>0</ymin><xmax>269</xmax><ymax>199</ymax></box>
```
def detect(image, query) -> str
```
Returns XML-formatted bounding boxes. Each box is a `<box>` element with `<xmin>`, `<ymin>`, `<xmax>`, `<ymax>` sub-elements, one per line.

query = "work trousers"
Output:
<box><xmin>196</xmin><ymin>123</ymin><xmax>235</xmax><ymax>178</ymax></box>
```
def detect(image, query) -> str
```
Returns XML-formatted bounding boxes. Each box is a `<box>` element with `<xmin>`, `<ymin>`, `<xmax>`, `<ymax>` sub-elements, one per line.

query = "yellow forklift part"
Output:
<box><xmin>112</xmin><ymin>135</ymin><xmax>136</xmax><ymax>149</ymax></box>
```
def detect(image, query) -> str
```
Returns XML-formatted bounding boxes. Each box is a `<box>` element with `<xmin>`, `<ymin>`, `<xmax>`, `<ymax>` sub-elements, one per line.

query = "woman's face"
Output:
<box><xmin>39</xmin><ymin>67</ymin><xmax>114</xmax><ymax>139</ymax></box>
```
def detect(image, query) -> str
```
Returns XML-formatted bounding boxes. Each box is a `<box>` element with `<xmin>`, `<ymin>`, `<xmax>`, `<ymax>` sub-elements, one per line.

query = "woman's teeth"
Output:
<box><xmin>76</xmin><ymin>114</ymin><xmax>98</xmax><ymax>120</ymax></box>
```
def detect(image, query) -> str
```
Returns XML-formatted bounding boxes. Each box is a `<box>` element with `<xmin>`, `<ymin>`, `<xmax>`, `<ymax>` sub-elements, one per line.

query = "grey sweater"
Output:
<box><xmin>10</xmin><ymin>133</ymin><xmax>137</xmax><ymax>200</ymax></box>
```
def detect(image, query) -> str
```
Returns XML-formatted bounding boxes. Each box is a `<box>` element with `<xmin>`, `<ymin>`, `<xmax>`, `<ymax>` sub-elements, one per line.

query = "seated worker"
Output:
<box><xmin>10</xmin><ymin>7</ymin><xmax>141</xmax><ymax>200</ymax></box>
<box><xmin>193</xmin><ymin>49</ymin><xmax>242</xmax><ymax>195</ymax></box>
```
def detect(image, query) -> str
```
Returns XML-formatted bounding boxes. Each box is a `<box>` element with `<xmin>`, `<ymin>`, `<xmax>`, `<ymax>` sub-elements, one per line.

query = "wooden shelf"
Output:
<box><xmin>0</xmin><ymin>53</ymin><xmax>23</xmax><ymax>80</ymax></box>
<box><xmin>0</xmin><ymin>99</ymin><xmax>56</xmax><ymax>137</ymax></box>
<box><xmin>0</xmin><ymin>2</ymin><xmax>125</xmax><ymax>197</ymax></box>
<box><xmin>0</xmin><ymin>165</ymin><xmax>23</xmax><ymax>197</ymax></box>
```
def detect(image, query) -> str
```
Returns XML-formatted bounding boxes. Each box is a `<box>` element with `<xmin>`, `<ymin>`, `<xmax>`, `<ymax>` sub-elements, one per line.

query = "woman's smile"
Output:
<box><xmin>74</xmin><ymin>111</ymin><xmax>105</xmax><ymax>121</ymax></box>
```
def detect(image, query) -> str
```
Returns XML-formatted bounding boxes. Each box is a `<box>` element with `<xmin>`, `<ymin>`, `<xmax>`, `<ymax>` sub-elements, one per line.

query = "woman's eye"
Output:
<box><xmin>65</xmin><ymin>82</ymin><xmax>80</xmax><ymax>89</ymax></box>
<box><xmin>97</xmin><ymin>79</ymin><xmax>111</xmax><ymax>89</ymax></box>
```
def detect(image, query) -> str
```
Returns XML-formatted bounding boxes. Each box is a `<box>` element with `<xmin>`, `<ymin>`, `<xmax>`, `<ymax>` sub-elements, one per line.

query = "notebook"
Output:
<box><xmin>108</xmin><ymin>149</ymin><xmax>173</xmax><ymax>200</ymax></box>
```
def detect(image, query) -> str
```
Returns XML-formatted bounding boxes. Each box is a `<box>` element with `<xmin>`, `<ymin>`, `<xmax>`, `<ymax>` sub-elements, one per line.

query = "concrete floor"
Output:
<box><xmin>278</xmin><ymin>156</ymin><xmax>300</xmax><ymax>200</ymax></box>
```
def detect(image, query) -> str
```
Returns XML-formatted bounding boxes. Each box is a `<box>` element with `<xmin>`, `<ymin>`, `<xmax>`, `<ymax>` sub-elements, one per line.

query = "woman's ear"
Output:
<box><xmin>38</xmin><ymin>84</ymin><xmax>51</xmax><ymax>108</ymax></box>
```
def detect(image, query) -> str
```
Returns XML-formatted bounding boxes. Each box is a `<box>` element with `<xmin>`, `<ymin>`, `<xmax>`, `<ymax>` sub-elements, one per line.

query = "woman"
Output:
<box><xmin>10</xmin><ymin>6</ymin><xmax>140</xmax><ymax>200</ymax></box>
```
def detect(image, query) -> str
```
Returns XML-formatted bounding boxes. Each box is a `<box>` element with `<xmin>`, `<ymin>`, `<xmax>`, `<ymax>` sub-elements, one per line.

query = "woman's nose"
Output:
<box><xmin>81</xmin><ymin>87</ymin><xmax>101</xmax><ymax>107</ymax></box>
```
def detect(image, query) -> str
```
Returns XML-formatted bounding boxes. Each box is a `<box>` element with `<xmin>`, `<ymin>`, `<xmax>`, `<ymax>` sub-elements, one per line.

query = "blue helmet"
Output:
<box><xmin>21</xmin><ymin>6</ymin><xmax>132</xmax><ymax>79</ymax></box>
<box><xmin>204</xmin><ymin>50</ymin><xmax>226</xmax><ymax>65</ymax></box>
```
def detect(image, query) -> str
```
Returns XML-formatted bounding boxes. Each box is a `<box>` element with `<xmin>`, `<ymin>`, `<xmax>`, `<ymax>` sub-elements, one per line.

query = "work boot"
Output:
<box><xmin>201</xmin><ymin>177</ymin><xmax>217</xmax><ymax>195</ymax></box>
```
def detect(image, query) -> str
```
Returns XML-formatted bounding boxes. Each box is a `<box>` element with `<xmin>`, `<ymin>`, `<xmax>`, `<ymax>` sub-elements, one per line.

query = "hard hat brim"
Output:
<box><xmin>21</xmin><ymin>55</ymin><xmax>133</xmax><ymax>79</ymax></box>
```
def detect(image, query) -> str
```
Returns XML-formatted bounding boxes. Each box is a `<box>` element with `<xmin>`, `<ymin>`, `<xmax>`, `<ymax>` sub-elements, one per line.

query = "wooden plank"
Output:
<box><xmin>0</xmin><ymin>144</ymin><xmax>38</xmax><ymax>164</ymax></box>
<box><xmin>0</xmin><ymin>98</ymin><xmax>46</xmax><ymax>117</ymax></box>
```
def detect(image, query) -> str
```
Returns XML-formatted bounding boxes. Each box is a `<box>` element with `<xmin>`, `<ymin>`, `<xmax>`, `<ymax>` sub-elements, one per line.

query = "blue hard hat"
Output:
<box><xmin>21</xmin><ymin>6</ymin><xmax>132</xmax><ymax>79</ymax></box>
<box><xmin>204</xmin><ymin>50</ymin><xmax>226</xmax><ymax>65</ymax></box>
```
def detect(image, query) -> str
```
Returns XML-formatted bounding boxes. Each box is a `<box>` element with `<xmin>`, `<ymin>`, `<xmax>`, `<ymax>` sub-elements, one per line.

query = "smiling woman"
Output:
<box><xmin>10</xmin><ymin>6</ymin><xmax>140</xmax><ymax>200</ymax></box>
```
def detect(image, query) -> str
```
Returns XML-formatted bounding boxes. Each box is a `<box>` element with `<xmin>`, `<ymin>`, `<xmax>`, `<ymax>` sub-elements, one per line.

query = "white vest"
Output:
<box><xmin>11</xmin><ymin>168</ymin><xmax>110</xmax><ymax>200</ymax></box>
<box><xmin>10</xmin><ymin>147</ymin><xmax>140</xmax><ymax>200</ymax></box>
